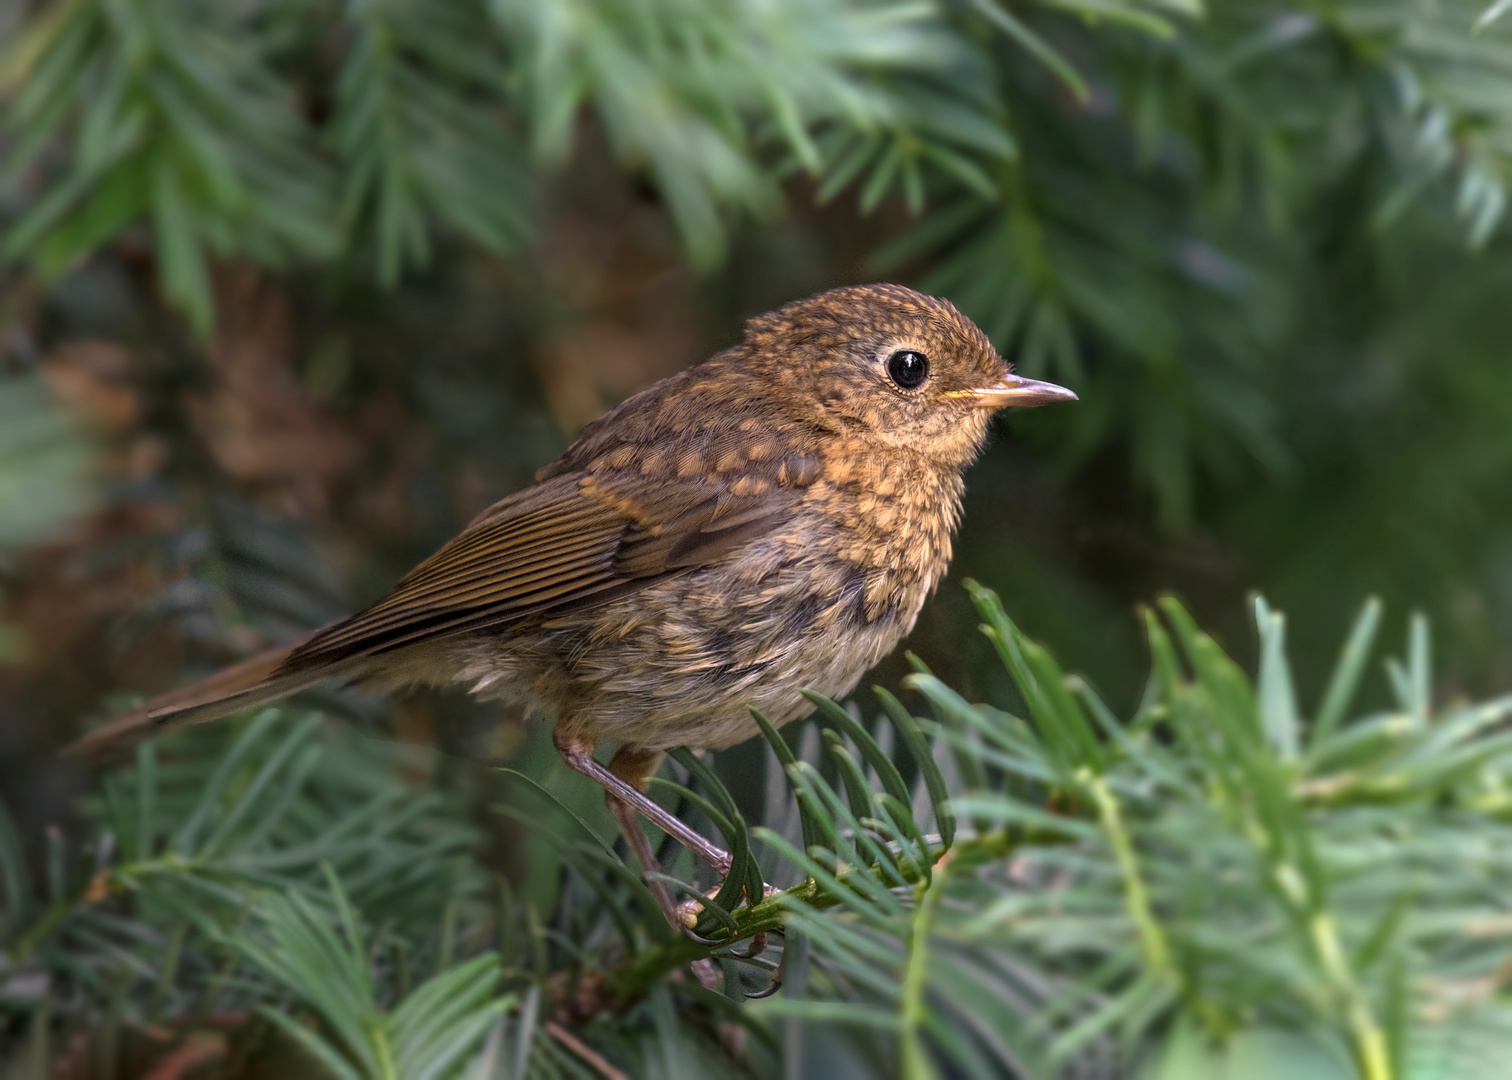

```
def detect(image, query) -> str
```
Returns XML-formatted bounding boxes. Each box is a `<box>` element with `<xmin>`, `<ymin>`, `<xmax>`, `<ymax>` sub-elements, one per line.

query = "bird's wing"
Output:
<box><xmin>274</xmin><ymin>467</ymin><xmax>800</xmax><ymax>673</ymax></box>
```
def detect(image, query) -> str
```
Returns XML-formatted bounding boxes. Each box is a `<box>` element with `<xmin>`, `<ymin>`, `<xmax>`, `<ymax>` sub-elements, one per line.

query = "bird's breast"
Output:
<box><xmin>798</xmin><ymin>446</ymin><xmax>965</xmax><ymax>626</ymax></box>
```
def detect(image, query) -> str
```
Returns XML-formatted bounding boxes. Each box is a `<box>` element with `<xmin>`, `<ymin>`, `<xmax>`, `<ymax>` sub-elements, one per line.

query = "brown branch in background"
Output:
<box><xmin>545</xmin><ymin>1019</ymin><xmax>631</xmax><ymax>1080</ymax></box>
<box><xmin>192</xmin><ymin>265</ymin><xmax>361</xmax><ymax>518</ymax></box>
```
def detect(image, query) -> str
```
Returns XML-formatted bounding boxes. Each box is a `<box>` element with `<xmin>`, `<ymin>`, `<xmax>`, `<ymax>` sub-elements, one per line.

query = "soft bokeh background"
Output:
<box><xmin>5</xmin><ymin>0</ymin><xmax>1512</xmax><ymax>1075</ymax></box>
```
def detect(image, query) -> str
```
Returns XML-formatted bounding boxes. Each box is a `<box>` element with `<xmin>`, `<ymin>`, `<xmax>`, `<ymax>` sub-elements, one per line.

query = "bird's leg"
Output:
<box><xmin>599</xmin><ymin>745</ymin><xmax>725</xmax><ymax>987</ymax></box>
<box><xmin>602</xmin><ymin>744</ymin><xmax>683</xmax><ymax>928</ymax></box>
<box><xmin>554</xmin><ymin>731</ymin><xmax>727</xmax><ymax>975</ymax></box>
<box><xmin>552</xmin><ymin>729</ymin><xmax>732</xmax><ymax>875</ymax></box>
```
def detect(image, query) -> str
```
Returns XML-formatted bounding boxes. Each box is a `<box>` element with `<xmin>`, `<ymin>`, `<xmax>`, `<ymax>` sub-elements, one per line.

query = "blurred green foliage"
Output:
<box><xmin>0</xmin><ymin>375</ymin><xmax>96</xmax><ymax>660</ymax></box>
<box><xmin>0</xmin><ymin>378</ymin><xmax>94</xmax><ymax>551</ymax></box>
<box><xmin>5</xmin><ymin>0</ymin><xmax>1512</xmax><ymax>1075</ymax></box>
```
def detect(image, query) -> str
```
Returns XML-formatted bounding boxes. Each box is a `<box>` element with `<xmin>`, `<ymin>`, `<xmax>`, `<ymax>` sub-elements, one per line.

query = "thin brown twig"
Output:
<box><xmin>545</xmin><ymin>1019</ymin><xmax>630</xmax><ymax>1080</ymax></box>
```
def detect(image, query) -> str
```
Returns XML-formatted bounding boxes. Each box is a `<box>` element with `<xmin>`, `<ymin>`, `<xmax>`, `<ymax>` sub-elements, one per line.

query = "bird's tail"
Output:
<box><xmin>63</xmin><ymin>634</ymin><xmax>361</xmax><ymax>762</ymax></box>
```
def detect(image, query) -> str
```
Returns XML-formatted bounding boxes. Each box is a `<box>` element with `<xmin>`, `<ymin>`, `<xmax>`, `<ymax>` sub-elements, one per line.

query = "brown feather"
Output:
<box><xmin>64</xmin><ymin>635</ymin><xmax>319</xmax><ymax>760</ymax></box>
<box><xmin>273</xmin><ymin>453</ymin><xmax>804</xmax><ymax>676</ymax></box>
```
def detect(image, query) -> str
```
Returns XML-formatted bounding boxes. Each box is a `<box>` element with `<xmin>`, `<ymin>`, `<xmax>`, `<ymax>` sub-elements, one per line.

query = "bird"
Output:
<box><xmin>66</xmin><ymin>283</ymin><xmax>1076</xmax><ymax>919</ymax></box>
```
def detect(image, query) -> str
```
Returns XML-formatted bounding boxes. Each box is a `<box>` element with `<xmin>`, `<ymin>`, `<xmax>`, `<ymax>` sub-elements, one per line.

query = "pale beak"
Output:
<box><xmin>947</xmin><ymin>372</ymin><xmax>1079</xmax><ymax>409</ymax></box>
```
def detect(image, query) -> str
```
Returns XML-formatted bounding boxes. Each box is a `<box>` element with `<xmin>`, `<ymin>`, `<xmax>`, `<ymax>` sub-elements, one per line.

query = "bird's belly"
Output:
<box><xmin>578</xmin><ymin>556</ymin><xmax>926</xmax><ymax>749</ymax></box>
<box><xmin>455</xmin><ymin>537</ymin><xmax>934</xmax><ymax>751</ymax></box>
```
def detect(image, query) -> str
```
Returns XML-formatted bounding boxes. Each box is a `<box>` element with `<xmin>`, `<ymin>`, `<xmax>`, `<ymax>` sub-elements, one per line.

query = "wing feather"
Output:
<box><xmin>275</xmin><ymin>468</ymin><xmax>800</xmax><ymax>675</ymax></box>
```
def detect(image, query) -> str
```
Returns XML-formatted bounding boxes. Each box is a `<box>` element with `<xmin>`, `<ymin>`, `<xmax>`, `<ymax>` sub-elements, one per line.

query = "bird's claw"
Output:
<box><xmin>744</xmin><ymin>974</ymin><xmax>783</xmax><ymax>999</ymax></box>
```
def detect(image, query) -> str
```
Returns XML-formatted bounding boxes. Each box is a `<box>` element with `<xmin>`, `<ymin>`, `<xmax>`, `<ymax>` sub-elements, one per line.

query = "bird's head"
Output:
<box><xmin>740</xmin><ymin>283</ymin><xmax>1076</xmax><ymax>469</ymax></box>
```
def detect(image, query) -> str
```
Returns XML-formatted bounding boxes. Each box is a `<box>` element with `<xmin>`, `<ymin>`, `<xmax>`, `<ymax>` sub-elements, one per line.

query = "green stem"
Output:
<box><xmin>1267</xmin><ymin>852</ymin><xmax>1389</xmax><ymax>1080</ymax></box>
<box><xmin>372</xmin><ymin>1020</ymin><xmax>398</xmax><ymax>1080</ymax></box>
<box><xmin>1085</xmin><ymin>771</ymin><xmax>1175</xmax><ymax>980</ymax></box>
<box><xmin>14</xmin><ymin>852</ymin><xmax>217</xmax><ymax>961</ymax></box>
<box><xmin>1309</xmin><ymin>907</ymin><xmax>1391</xmax><ymax>1080</ymax></box>
<box><xmin>899</xmin><ymin>851</ymin><xmax>953</xmax><ymax>1080</ymax></box>
<box><xmin>11</xmin><ymin>895</ymin><xmax>83</xmax><ymax>962</ymax></box>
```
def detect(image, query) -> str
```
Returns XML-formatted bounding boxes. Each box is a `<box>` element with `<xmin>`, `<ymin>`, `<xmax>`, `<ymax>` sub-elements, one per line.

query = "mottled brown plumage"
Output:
<box><xmin>67</xmin><ymin>283</ymin><xmax>1076</xmax><ymax>912</ymax></box>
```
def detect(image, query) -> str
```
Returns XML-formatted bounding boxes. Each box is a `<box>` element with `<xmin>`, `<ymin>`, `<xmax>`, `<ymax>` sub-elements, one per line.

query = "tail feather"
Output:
<box><xmin>64</xmin><ymin>635</ymin><xmax>357</xmax><ymax>761</ymax></box>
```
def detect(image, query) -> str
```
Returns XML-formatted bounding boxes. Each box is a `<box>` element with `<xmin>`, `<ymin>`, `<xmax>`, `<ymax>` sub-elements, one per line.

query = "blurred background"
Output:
<box><xmin>4</xmin><ymin>0</ymin><xmax>1512</xmax><ymax>1073</ymax></box>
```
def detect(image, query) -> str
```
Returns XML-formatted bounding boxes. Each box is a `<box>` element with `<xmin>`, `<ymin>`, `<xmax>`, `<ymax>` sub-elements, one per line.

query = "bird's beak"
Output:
<box><xmin>947</xmin><ymin>372</ymin><xmax>1079</xmax><ymax>409</ymax></box>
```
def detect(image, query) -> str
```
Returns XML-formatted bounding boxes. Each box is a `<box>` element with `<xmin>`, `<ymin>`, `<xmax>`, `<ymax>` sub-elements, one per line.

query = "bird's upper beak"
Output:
<box><xmin>948</xmin><ymin>372</ymin><xmax>1079</xmax><ymax>409</ymax></box>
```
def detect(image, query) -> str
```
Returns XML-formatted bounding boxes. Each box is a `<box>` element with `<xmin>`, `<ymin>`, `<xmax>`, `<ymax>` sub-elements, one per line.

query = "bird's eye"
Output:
<box><xmin>887</xmin><ymin>349</ymin><xmax>929</xmax><ymax>390</ymax></box>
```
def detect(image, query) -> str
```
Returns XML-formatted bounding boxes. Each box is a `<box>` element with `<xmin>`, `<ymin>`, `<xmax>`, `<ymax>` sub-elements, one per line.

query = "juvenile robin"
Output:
<box><xmin>68</xmin><ymin>283</ymin><xmax>1076</xmax><ymax>915</ymax></box>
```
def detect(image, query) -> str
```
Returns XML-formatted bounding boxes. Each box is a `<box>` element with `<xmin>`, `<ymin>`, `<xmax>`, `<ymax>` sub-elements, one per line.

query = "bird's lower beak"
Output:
<box><xmin>949</xmin><ymin>372</ymin><xmax>1079</xmax><ymax>409</ymax></box>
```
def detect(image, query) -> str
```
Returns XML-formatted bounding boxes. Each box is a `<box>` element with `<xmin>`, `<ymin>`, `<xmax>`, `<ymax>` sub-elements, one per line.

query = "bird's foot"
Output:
<box><xmin>675</xmin><ymin>882</ymin><xmax>783</xmax><ymax>998</ymax></box>
<box><xmin>674</xmin><ymin>881</ymin><xmax>780</xmax><ymax>931</ymax></box>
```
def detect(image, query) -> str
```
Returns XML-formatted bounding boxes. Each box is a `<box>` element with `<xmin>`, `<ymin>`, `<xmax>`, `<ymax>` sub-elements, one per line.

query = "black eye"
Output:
<box><xmin>887</xmin><ymin>349</ymin><xmax>929</xmax><ymax>390</ymax></box>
